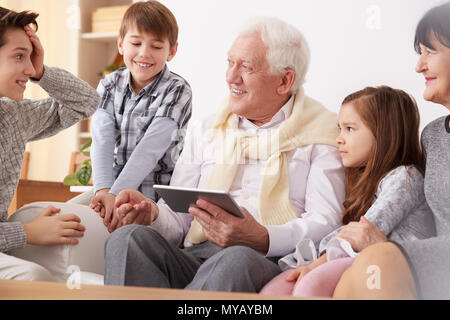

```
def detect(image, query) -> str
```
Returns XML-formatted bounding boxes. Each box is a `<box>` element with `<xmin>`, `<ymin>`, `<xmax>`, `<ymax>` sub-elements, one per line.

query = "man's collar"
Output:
<box><xmin>239</xmin><ymin>95</ymin><xmax>295</xmax><ymax>129</ymax></box>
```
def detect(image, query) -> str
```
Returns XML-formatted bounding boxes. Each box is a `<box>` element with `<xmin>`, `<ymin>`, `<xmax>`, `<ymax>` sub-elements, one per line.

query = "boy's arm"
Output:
<box><xmin>91</xmin><ymin>108</ymin><xmax>116</xmax><ymax>194</ymax></box>
<box><xmin>109</xmin><ymin>117</ymin><xmax>178</xmax><ymax>195</ymax></box>
<box><xmin>0</xmin><ymin>222</ymin><xmax>26</xmax><ymax>253</ymax></box>
<box><xmin>19</xmin><ymin>66</ymin><xmax>99</xmax><ymax>141</ymax></box>
<box><xmin>109</xmin><ymin>81</ymin><xmax>192</xmax><ymax>196</ymax></box>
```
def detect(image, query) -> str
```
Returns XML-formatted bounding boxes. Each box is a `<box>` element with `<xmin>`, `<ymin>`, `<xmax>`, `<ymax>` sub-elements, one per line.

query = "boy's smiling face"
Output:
<box><xmin>118</xmin><ymin>24</ymin><xmax>178</xmax><ymax>94</ymax></box>
<box><xmin>0</xmin><ymin>28</ymin><xmax>35</xmax><ymax>101</ymax></box>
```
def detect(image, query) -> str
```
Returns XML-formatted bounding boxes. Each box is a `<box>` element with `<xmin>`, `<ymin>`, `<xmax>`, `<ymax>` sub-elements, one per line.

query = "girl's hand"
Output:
<box><xmin>24</xmin><ymin>25</ymin><xmax>44</xmax><ymax>79</ymax></box>
<box><xmin>286</xmin><ymin>264</ymin><xmax>314</xmax><ymax>286</ymax></box>
<box><xmin>23</xmin><ymin>206</ymin><xmax>86</xmax><ymax>245</ymax></box>
<box><xmin>285</xmin><ymin>254</ymin><xmax>328</xmax><ymax>289</ymax></box>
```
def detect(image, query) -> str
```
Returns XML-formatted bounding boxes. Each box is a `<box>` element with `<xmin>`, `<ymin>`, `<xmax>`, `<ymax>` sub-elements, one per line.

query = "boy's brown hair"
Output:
<box><xmin>340</xmin><ymin>86</ymin><xmax>424</xmax><ymax>224</ymax></box>
<box><xmin>0</xmin><ymin>7</ymin><xmax>38</xmax><ymax>47</ymax></box>
<box><xmin>119</xmin><ymin>0</ymin><xmax>178</xmax><ymax>48</ymax></box>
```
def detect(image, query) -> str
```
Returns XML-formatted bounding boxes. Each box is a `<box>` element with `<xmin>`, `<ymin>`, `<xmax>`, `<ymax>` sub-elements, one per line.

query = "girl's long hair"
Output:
<box><xmin>341</xmin><ymin>86</ymin><xmax>424</xmax><ymax>224</ymax></box>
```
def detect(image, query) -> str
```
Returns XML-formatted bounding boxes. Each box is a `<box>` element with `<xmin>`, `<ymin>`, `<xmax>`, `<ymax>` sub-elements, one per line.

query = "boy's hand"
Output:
<box><xmin>90</xmin><ymin>188</ymin><xmax>110</xmax><ymax>215</ymax></box>
<box><xmin>24</xmin><ymin>25</ymin><xmax>44</xmax><ymax>79</ymax></box>
<box><xmin>115</xmin><ymin>189</ymin><xmax>159</xmax><ymax>226</ymax></box>
<box><xmin>90</xmin><ymin>192</ymin><xmax>120</xmax><ymax>233</ymax></box>
<box><xmin>23</xmin><ymin>206</ymin><xmax>85</xmax><ymax>246</ymax></box>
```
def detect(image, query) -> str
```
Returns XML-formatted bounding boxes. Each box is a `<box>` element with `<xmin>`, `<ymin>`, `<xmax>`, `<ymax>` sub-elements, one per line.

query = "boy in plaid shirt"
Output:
<box><xmin>90</xmin><ymin>1</ymin><xmax>192</xmax><ymax>233</ymax></box>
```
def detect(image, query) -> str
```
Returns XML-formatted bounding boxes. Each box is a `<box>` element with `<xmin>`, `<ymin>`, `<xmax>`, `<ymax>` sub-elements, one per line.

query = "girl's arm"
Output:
<box><xmin>286</xmin><ymin>252</ymin><xmax>328</xmax><ymax>284</ymax></box>
<box><xmin>337</xmin><ymin>166</ymin><xmax>426</xmax><ymax>252</ymax></box>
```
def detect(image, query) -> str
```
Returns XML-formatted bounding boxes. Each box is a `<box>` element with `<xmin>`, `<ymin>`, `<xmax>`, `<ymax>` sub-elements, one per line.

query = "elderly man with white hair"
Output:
<box><xmin>104</xmin><ymin>16</ymin><xmax>346</xmax><ymax>292</ymax></box>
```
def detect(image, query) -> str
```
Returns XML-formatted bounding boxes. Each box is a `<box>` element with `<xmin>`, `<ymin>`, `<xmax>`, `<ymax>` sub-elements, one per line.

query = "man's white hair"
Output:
<box><xmin>237</xmin><ymin>16</ymin><xmax>310</xmax><ymax>93</ymax></box>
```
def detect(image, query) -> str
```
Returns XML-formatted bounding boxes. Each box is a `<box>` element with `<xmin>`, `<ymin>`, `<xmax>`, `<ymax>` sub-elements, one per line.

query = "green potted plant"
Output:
<box><xmin>63</xmin><ymin>138</ymin><xmax>92</xmax><ymax>186</ymax></box>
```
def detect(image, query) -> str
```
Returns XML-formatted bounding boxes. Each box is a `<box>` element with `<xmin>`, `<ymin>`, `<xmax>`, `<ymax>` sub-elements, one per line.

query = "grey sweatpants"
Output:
<box><xmin>104</xmin><ymin>225</ymin><xmax>281</xmax><ymax>292</ymax></box>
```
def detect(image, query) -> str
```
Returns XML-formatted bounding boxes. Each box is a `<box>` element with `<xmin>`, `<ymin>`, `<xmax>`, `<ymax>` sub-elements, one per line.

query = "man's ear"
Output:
<box><xmin>277</xmin><ymin>69</ymin><xmax>296</xmax><ymax>95</ymax></box>
<box><xmin>117</xmin><ymin>37</ymin><xmax>124</xmax><ymax>55</ymax></box>
<box><xmin>167</xmin><ymin>42</ymin><xmax>178</xmax><ymax>62</ymax></box>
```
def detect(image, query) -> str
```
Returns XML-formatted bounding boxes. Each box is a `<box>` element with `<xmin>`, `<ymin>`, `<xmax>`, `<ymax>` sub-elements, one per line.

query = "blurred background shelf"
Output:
<box><xmin>81</xmin><ymin>32</ymin><xmax>118</xmax><ymax>41</ymax></box>
<box><xmin>76</xmin><ymin>0</ymin><xmax>132</xmax><ymax>150</ymax></box>
<box><xmin>70</xmin><ymin>186</ymin><xmax>94</xmax><ymax>193</ymax></box>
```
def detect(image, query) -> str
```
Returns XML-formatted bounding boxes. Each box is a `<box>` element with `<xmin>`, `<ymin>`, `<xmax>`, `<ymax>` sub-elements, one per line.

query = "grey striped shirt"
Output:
<box><xmin>0</xmin><ymin>66</ymin><xmax>99</xmax><ymax>252</ymax></box>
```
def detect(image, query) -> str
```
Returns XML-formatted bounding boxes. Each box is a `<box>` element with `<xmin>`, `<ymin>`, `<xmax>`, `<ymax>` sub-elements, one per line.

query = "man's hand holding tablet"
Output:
<box><xmin>153</xmin><ymin>185</ymin><xmax>246</xmax><ymax>218</ymax></box>
<box><xmin>115</xmin><ymin>186</ymin><xmax>269</xmax><ymax>253</ymax></box>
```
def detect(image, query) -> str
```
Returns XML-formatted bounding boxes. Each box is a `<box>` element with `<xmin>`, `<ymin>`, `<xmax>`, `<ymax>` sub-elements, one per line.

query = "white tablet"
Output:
<box><xmin>153</xmin><ymin>185</ymin><xmax>246</xmax><ymax>218</ymax></box>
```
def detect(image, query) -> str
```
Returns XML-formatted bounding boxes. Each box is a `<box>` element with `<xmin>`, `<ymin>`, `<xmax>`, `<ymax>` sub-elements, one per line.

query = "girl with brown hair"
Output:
<box><xmin>260</xmin><ymin>86</ymin><xmax>435</xmax><ymax>297</ymax></box>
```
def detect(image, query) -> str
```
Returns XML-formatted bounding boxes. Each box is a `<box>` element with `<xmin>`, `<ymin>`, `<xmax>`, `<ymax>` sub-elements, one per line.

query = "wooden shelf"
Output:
<box><xmin>81</xmin><ymin>32</ymin><xmax>118</xmax><ymax>42</ymax></box>
<box><xmin>70</xmin><ymin>185</ymin><xmax>94</xmax><ymax>193</ymax></box>
<box><xmin>8</xmin><ymin>180</ymin><xmax>81</xmax><ymax>216</ymax></box>
<box><xmin>76</xmin><ymin>0</ymin><xmax>132</xmax><ymax>149</ymax></box>
<box><xmin>79</xmin><ymin>132</ymin><xmax>92</xmax><ymax>139</ymax></box>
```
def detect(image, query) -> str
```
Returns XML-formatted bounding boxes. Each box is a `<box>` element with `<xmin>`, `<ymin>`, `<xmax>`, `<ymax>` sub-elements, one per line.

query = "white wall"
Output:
<box><xmin>2</xmin><ymin>0</ymin><xmax>447</xmax><ymax>182</ymax></box>
<box><xmin>163</xmin><ymin>0</ymin><xmax>449</xmax><ymax>130</ymax></box>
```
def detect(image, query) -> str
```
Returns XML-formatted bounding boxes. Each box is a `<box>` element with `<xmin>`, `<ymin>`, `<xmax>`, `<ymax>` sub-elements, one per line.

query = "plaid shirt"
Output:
<box><xmin>91</xmin><ymin>64</ymin><xmax>192</xmax><ymax>200</ymax></box>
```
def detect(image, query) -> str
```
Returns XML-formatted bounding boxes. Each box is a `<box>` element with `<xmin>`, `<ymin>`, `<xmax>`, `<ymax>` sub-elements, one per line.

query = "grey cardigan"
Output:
<box><xmin>279</xmin><ymin>165</ymin><xmax>436</xmax><ymax>269</ymax></box>
<box><xmin>394</xmin><ymin>115</ymin><xmax>450</xmax><ymax>299</ymax></box>
<box><xmin>0</xmin><ymin>66</ymin><xmax>99</xmax><ymax>253</ymax></box>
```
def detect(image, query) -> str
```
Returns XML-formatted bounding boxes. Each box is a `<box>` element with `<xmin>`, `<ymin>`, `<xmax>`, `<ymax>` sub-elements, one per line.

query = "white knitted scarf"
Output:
<box><xmin>186</xmin><ymin>87</ymin><xmax>339</xmax><ymax>244</ymax></box>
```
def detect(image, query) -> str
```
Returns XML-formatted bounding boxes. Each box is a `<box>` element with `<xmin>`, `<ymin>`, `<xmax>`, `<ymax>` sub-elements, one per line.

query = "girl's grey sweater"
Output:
<box><xmin>279</xmin><ymin>165</ymin><xmax>436</xmax><ymax>270</ymax></box>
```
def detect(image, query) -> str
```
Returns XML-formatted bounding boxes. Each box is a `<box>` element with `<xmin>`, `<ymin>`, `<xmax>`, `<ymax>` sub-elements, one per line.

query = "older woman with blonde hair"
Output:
<box><xmin>333</xmin><ymin>2</ymin><xmax>450</xmax><ymax>299</ymax></box>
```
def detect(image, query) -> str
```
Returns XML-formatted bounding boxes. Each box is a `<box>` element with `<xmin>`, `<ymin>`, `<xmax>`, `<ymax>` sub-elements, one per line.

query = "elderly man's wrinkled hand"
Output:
<box><xmin>115</xmin><ymin>189</ymin><xmax>159</xmax><ymax>226</ymax></box>
<box><xmin>337</xmin><ymin>216</ymin><xmax>387</xmax><ymax>252</ymax></box>
<box><xmin>188</xmin><ymin>199</ymin><xmax>269</xmax><ymax>254</ymax></box>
